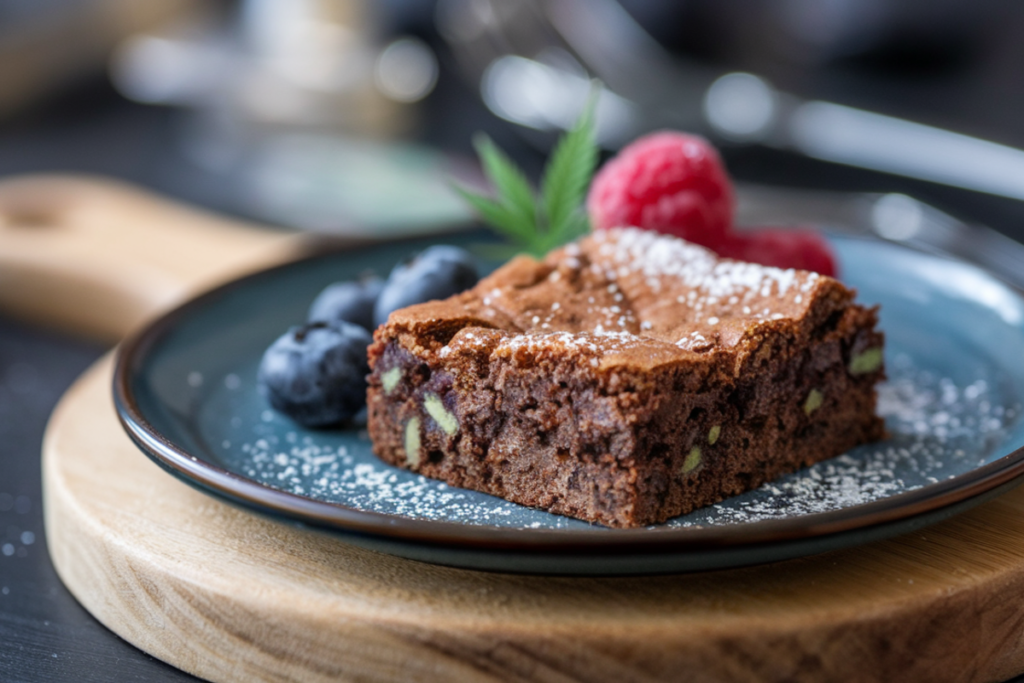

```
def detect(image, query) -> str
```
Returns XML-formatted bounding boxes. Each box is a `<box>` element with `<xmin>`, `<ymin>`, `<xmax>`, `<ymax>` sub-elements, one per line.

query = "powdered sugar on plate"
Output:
<box><xmin>668</xmin><ymin>352</ymin><xmax>1017</xmax><ymax>527</ymax></box>
<box><xmin>209</xmin><ymin>349</ymin><xmax>1019</xmax><ymax>531</ymax></box>
<box><xmin>236</xmin><ymin>434</ymin><xmax>563</xmax><ymax>525</ymax></box>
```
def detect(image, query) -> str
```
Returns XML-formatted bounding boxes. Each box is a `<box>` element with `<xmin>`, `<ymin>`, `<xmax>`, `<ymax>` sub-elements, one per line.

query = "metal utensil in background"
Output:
<box><xmin>438</xmin><ymin>0</ymin><xmax>1024</xmax><ymax>204</ymax></box>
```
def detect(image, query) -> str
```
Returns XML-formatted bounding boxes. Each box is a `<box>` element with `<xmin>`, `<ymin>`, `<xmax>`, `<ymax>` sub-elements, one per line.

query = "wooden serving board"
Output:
<box><xmin>11</xmin><ymin>175</ymin><xmax>1024</xmax><ymax>682</ymax></box>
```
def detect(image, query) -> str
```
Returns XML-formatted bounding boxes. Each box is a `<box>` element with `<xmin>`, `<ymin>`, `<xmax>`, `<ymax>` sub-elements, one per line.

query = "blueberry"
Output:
<box><xmin>308</xmin><ymin>277</ymin><xmax>384</xmax><ymax>331</ymax></box>
<box><xmin>373</xmin><ymin>245</ymin><xmax>479</xmax><ymax>327</ymax></box>
<box><xmin>258</xmin><ymin>321</ymin><xmax>372</xmax><ymax>427</ymax></box>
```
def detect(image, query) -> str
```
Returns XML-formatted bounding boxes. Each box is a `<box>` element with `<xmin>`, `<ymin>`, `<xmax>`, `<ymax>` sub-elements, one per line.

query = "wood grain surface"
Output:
<box><xmin>20</xmin><ymin>176</ymin><xmax>1024</xmax><ymax>682</ymax></box>
<box><xmin>44</xmin><ymin>355</ymin><xmax>1024</xmax><ymax>683</ymax></box>
<box><xmin>0</xmin><ymin>174</ymin><xmax>306</xmax><ymax>340</ymax></box>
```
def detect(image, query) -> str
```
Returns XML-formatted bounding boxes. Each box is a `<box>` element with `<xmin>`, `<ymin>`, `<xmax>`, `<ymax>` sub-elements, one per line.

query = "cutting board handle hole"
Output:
<box><xmin>3</xmin><ymin>210</ymin><xmax>62</xmax><ymax>229</ymax></box>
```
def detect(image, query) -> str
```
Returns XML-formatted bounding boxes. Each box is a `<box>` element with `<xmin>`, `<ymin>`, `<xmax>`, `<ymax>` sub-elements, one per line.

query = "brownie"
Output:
<box><xmin>366</xmin><ymin>228</ymin><xmax>885</xmax><ymax>528</ymax></box>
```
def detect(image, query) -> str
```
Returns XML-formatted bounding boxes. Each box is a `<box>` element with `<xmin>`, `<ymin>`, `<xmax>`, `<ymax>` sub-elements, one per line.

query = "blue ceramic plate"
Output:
<box><xmin>114</xmin><ymin>233</ymin><xmax>1024</xmax><ymax>575</ymax></box>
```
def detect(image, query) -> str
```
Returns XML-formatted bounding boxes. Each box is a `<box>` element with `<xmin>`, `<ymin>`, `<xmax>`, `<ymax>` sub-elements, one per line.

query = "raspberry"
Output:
<box><xmin>587</xmin><ymin>132</ymin><xmax>733</xmax><ymax>245</ymax></box>
<box><xmin>587</xmin><ymin>130</ymin><xmax>837</xmax><ymax>276</ymax></box>
<box><xmin>714</xmin><ymin>229</ymin><xmax>838</xmax><ymax>277</ymax></box>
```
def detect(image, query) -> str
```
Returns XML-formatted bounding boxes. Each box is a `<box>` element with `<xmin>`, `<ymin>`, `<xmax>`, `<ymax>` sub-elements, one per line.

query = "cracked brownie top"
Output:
<box><xmin>376</xmin><ymin>227</ymin><xmax>869</xmax><ymax>378</ymax></box>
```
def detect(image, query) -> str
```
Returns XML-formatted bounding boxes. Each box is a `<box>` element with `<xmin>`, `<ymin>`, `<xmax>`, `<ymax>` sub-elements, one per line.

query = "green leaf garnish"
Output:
<box><xmin>455</xmin><ymin>97</ymin><xmax>598</xmax><ymax>258</ymax></box>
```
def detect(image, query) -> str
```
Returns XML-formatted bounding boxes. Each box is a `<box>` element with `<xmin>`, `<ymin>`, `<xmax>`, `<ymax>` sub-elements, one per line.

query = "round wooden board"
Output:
<box><xmin>18</xmin><ymin>175</ymin><xmax>1024</xmax><ymax>682</ymax></box>
<box><xmin>42</xmin><ymin>354</ymin><xmax>1024</xmax><ymax>683</ymax></box>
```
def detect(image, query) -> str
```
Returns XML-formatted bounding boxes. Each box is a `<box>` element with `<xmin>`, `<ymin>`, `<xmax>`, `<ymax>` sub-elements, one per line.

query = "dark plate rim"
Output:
<box><xmin>113</xmin><ymin>236</ymin><xmax>1024</xmax><ymax>558</ymax></box>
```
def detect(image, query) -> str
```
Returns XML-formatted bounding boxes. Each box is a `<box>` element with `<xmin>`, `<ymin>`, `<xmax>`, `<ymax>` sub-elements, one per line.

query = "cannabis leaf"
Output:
<box><xmin>455</xmin><ymin>98</ymin><xmax>598</xmax><ymax>257</ymax></box>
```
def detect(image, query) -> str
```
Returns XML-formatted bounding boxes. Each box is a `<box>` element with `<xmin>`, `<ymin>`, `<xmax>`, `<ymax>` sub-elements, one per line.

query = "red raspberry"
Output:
<box><xmin>587</xmin><ymin>132</ymin><xmax>733</xmax><ymax>246</ymax></box>
<box><xmin>714</xmin><ymin>229</ymin><xmax>838</xmax><ymax>277</ymax></box>
<box><xmin>587</xmin><ymin>130</ymin><xmax>837</xmax><ymax>276</ymax></box>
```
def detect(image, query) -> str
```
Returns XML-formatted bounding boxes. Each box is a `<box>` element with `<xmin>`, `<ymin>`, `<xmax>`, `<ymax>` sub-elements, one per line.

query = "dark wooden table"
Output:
<box><xmin>0</xmin><ymin>319</ymin><xmax>202</xmax><ymax>682</ymax></box>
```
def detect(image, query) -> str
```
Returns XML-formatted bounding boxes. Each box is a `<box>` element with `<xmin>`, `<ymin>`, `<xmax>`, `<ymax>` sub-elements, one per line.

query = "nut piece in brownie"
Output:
<box><xmin>367</xmin><ymin>228</ymin><xmax>885</xmax><ymax>528</ymax></box>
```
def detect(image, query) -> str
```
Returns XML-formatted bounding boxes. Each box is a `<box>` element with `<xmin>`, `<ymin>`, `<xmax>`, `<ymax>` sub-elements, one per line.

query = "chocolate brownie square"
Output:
<box><xmin>367</xmin><ymin>228</ymin><xmax>885</xmax><ymax>528</ymax></box>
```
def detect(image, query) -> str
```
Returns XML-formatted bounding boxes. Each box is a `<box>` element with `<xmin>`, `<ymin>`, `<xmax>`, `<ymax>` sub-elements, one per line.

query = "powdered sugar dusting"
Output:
<box><xmin>676</xmin><ymin>331</ymin><xmax>713</xmax><ymax>352</ymax></box>
<box><xmin>211</xmin><ymin>349</ymin><xmax>1019</xmax><ymax>531</ymax></box>
<box><xmin>597</xmin><ymin>227</ymin><xmax>810</xmax><ymax>299</ymax></box>
<box><xmin>571</xmin><ymin>227</ymin><xmax>821</xmax><ymax>336</ymax></box>
<box><xmin>237</xmin><ymin>436</ymin><xmax>546</xmax><ymax>523</ymax></box>
<box><xmin>668</xmin><ymin>352</ymin><xmax>1019</xmax><ymax>527</ymax></box>
<box><xmin>472</xmin><ymin>228</ymin><xmax>821</xmax><ymax>354</ymax></box>
<box><xmin>496</xmin><ymin>329</ymin><xmax>650</xmax><ymax>357</ymax></box>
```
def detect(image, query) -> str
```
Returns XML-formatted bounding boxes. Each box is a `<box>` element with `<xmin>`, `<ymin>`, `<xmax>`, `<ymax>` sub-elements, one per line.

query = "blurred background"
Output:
<box><xmin>2</xmin><ymin>0</ymin><xmax>1024</xmax><ymax>239</ymax></box>
<box><xmin>5</xmin><ymin>1</ymin><xmax>1024</xmax><ymax>680</ymax></box>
